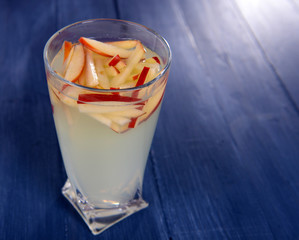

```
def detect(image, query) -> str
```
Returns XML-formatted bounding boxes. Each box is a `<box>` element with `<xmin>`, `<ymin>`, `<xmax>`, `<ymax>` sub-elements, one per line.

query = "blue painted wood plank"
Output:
<box><xmin>0</xmin><ymin>1</ymin><xmax>66</xmax><ymax>239</ymax></box>
<box><xmin>56</xmin><ymin>0</ymin><xmax>117</xmax><ymax>29</ymax></box>
<box><xmin>234</xmin><ymin>0</ymin><xmax>299</xmax><ymax>107</ymax></box>
<box><xmin>118</xmin><ymin>0</ymin><xmax>299</xmax><ymax>239</ymax></box>
<box><xmin>1</xmin><ymin>0</ymin><xmax>299</xmax><ymax>239</ymax></box>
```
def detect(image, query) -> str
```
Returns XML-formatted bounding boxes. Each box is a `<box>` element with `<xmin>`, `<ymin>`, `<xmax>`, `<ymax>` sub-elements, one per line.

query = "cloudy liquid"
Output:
<box><xmin>50</xmin><ymin>93</ymin><xmax>161</xmax><ymax>207</ymax></box>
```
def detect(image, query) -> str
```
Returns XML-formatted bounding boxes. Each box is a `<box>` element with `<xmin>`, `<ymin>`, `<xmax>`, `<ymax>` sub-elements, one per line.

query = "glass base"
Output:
<box><xmin>62</xmin><ymin>179</ymin><xmax>148</xmax><ymax>235</ymax></box>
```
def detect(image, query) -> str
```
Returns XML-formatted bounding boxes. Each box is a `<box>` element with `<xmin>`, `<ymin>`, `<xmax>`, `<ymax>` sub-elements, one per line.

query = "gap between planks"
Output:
<box><xmin>149</xmin><ymin>150</ymin><xmax>173</xmax><ymax>239</ymax></box>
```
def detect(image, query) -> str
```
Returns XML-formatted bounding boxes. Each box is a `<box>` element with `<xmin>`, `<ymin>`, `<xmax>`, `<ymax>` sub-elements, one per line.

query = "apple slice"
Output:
<box><xmin>135</xmin><ymin>66</ymin><xmax>150</xmax><ymax>87</ymax></box>
<box><xmin>104</xmin><ymin>114</ymin><xmax>131</xmax><ymax>126</ymax></box>
<box><xmin>152</xmin><ymin>56</ymin><xmax>161</xmax><ymax>64</ymax></box>
<box><xmin>49</xmin><ymin>87</ymin><xmax>60</xmax><ymax>104</ymax></box>
<box><xmin>107</xmin><ymin>40</ymin><xmax>139</xmax><ymax>49</ymax></box>
<box><xmin>64</xmin><ymin>44</ymin><xmax>85</xmax><ymax>82</ymax></box>
<box><xmin>62</xmin><ymin>104</ymin><xmax>74</xmax><ymax>125</ymax></box>
<box><xmin>111</xmin><ymin>123</ymin><xmax>129</xmax><ymax>133</ymax></box>
<box><xmin>78</xmin><ymin>93</ymin><xmax>142</xmax><ymax>103</ymax></box>
<box><xmin>95</xmin><ymin>58</ymin><xmax>110</xmax><ymax>89</ymax></box>
<box><xmin>128</xmin><ymin>117</ymin><xmax>140</xmax><ymax>128</ymax></box>
<box><xmin>89</xmin><ymin>113</ymin><xmax>112</xmax><ymax>127</ymax></box>
<box><xmin>132</xmin><ymin>74</ymin><xmax>139</xmax><ymax>80</ymax></box>
<box><xmin>51</xmin><ymin>41</ymin><xmax>74</xmax><ymax>76</ymax></box>
<box><xmin>114</xmin><ymin>60</ymin><xmax>127</xmax><ymax>72</ymax></box>
<box><xmin>63</xmin><ymin>41</ymin><xmax>73</xmax><ymax>62</ymax></box>
<box><xmin>138</xmin><ymin>85</ymin><xmax>165</xmax><ymax>124</ymax></box>
<box><xmin>110</xmin><ymin>42</ymin><xmax>145</xmax><ymax>87</ymax></box>
<box><xmin>79</xmin><ymin>37</ymin><xmax>132</xmax><ymax>58</ymax></box>
<box><xmin>106</xmin><ymin>108</ymin><xmax>145</xmax><ymax>118</ymax></box>
<box><xmin>105</xmin><ymin>66</ymin><xmax>119</xmax><ymax>77</ymax></box>
<box><xmin>128</xmin><ymin>106</ymin><xmax>144</xmax><ymax>128</ymax></box>
<box><xmin>59</xmin><ymin>86</ymin><xmax>81</xmax><ymax>107</ymax></box>
<box><xmin>89</xmin><ymin>112</ymin><xmax>131</xmax><ymax>134</ymax></box>
<box><xmin>85</xmin><ymin>48</ymin><xmax>99</xmax><ymax>87</ymax></box>
<box><xmin>78</xmin><ymin>64</ymin><xmax>86</xmax><ymax>86</ymax></box>
<box><xmin>119</xmin><ymin>81</ymin><xmax>137</xmax><ymax>89</ymax></box>
<box><xmin>78</xmin><ymin>103</ymin><xmax>143</xmax><ymax>114</ymax></box>
<box><xmin>134</xmin><ymin>61</ymin><xmax>160</xmax><ymax>73</ymax></box>
<box><xmin>108</xmin><ymin>55</ymin><xmax>121</xmax><ymax>66</ymax></box>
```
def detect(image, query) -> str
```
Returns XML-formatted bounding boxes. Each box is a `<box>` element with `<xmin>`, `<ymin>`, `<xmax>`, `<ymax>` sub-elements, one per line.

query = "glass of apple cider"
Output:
<box><xmin>43</xmin><ymin>19</ymin><xmax>171</xmax><ymax>235</ymax></box>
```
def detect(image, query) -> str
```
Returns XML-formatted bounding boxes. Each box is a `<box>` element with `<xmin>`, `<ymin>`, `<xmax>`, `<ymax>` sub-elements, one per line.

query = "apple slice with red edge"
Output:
<box><xmin>106</xmin><ymin>108</ymin><xmax>145</xmax><ymax>118</ymax></box>
<box><xmin>78</xmin><ymin>103</ymin><xmax>144</xmax><ymax>114</ymax></box>
<box><xmin>51</xmin><ymin>41</ymin><xmax>74</xmax><ymax>76</ymax></box>
<box><xmin>95</xmin><ymin>58</ymin><xmax>110</xmax><ymax>89</ymax></box>
<box><xmin>63</xmin><ymin>41</ymin><xmax>73</xmax><ymax>62</ymax></box>
<box><xmin>78</xmin><ymin>64</ymin><xmax>86</xmax><ymax>86</ymax></box>
<box><xmin>48</xmin><ymin>86</ymin><xmax>60</xmax><ymax>106</ymax></box>
<box><xmin>135</xmin><ymin>66</ymin><xmax>150</xmax><ymax>87</ymax></box>
<box><xmin>107</xmin><ymin>40</ymin><xmax>139</xmax><ymax>49</ymax></box>
<box><xmin>110</xmin><ymin>42</ymin><xmax>145</xmax><ymax>87</ymax></box>
<box><xmin>130</xmin><ymin>66</ymin><xmax>150</xmax><ymax>98</ymax></box>
<box><xmin>103</xmin><ymin>114</ymin><xmax>131</xmax><ymax>126</ymax></box>
<box><xmin>152</xmin><ymin>56</ymin><xmax>161</xmax><ymax>64</ymax></box>
<box><xmin>137</xmin><ymin>84</ymin><xmax>166</xmax><ymax>124</ymax></box>
<box><xmin>64</xmin><ymin>44</ymin><xmax>85</xmax><ymax>82</ymax></box>
<box><xmin>78</xmin><ymin>93</ymin><xmax>142</xmax><ymax>103</ymax></box>
<box><xmin>114</xmin><ymin>60</ymin><xmax>127</xmax><ymax>72</ymax></box>
<box><xmin>84</xmin><ymin>48</ymin><xmax>99</xmax><ymax>87</ymax></box>
<box><xmin>110</xmin><ymin>87</ymin><xmax>120</xmax><ymax>95</ymax></box>
<box><xmin>128</xmin><ymin>105</ymin><xmax>144</xmax><ymax>128</ymax></box>
<box><xmin>108</xmin><ymin>55</ymin><xmax>121</xmax><ymax>66</ymax></box>
<box><xmin>119</xmin><ymin>81</ymin><xmax>137</xmax><ymax>89</ymax></box>
<box><xmin>89</xmin><ymin>113</ymin><xmax>112</xmax><ymax>128</ymax></box>
<box><xmin>79</xmin><ymin>37</ymin><xmax>132</xmax><ymax>58</ymax></box>
<box><xmin>105</xmin><ymin>66</ymin><xmax>119</xmax><ymax>77</ymax></box>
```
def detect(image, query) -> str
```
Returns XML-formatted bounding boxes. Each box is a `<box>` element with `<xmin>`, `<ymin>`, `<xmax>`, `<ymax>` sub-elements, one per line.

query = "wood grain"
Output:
<box><xmin>0</xmin><ymin>0</ymin><xmax>298</xmax><ymax>239</ymax></box>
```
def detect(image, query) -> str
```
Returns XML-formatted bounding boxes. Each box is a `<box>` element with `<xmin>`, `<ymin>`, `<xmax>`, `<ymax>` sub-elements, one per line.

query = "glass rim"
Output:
<box><xmin>43</xmin><ymin>18</ymin><xmax>172</xmax><ymax>93</ymax></box>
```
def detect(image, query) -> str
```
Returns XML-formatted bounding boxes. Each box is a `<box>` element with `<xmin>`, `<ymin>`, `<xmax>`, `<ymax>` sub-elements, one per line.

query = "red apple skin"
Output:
<box><xmin>135</xmin><ymin>67</ymin><xmax>150</xmax><ymax>87</ymax></box>
<box><xmin>77</xmin><ymin>94</ymin><xmax>143</xmax><ymax>104</ymax></box>
<box><xmin>79</xmin><ymin>37</ymin><xmax>111</xmax><ymax>57</ymax></box>
<box><xmin>79</xmin><ymin>37</ymin><xmax>132</xmax><ymax>58</ymax></box>
<box><xmin>128</xmin><ymin>106</ymin><xmax>144</xmax><ymax>128</ymax></box>
<box><xmin>61</xmin><ymin>84</ymin><xmax>70</xmax><ymax>92</ymax></box>
<box><xmin>141</xmin><ymin>90</ymin><xmax>165</xmax><ymax>124</ymax></box>
<box><xmin>107</xmin><ymin>40</ymin><xmax>138</xmax><ymax>49</ymax></box>
<box><xmin>128</xmin><ymin>117</ymin><xmax>138</xmax><ymax>128</ymax></box>
<box><xmin>63</xmin><ymin>41</ymin><xmax>73</xmax><ymax>62</ymax></box>
<box><xmin>133</xmin><ymin>74</ymin><xmax>139</xmax><ymax>80</ymax></box>
<box><xmin>51</xmin><ymin>88</ymin><xmax>60</xmax><ymax>100</ymax></box>
<box><xmin>110</xmin><ymin>87</ymin><xmax>120</xmax><ymax>95</ymax></box>
<box><xmin>113</xmin><ymin>66</ymin><xmax>120</xmax><ymax>74</ymax></box>
<box><xmin>131</xmin><ymin>90</ymin><xmax>138</xmax><ymax>99</ymax></box>
<box><xmin>152</xmin><ymin>56</ymin><xmax>161</xmax><ymax>64</ymax></box>
<box><xmin>109</xmin><ymin>55</ymin><xmax>121</xmax><ymax>66</ymax></box>
<box><xmin>64</xmin><ymin>44</ymin><xmax>85</xmax><ymax>83</ymax></box>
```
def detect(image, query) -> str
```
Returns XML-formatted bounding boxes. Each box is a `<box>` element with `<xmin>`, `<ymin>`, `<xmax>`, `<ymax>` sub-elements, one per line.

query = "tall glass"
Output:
<box><xmin>43</xmin><ymin>19</ymin><xmax>171</xmax><ymax>235</ymax></box>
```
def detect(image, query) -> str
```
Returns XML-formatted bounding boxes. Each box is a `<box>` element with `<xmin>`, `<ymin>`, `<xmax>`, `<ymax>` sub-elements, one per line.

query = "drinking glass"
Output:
<box><xmin>43</xmin><ymin>19</ymin><xmax>171</xmax><ymax>235</ymax></box>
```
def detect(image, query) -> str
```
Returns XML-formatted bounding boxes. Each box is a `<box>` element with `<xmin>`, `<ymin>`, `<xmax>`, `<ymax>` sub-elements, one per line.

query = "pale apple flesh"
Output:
<box><xmin>84</xmin><ymin>48</ymin><xmax>99</xmax><ymax>87</ymax></box>
<box><xmin>64</xmin><ymin>44</ymin><xmax>85</xmax><ymax>82</ymax></box>
<box><xmin>79</xmin><ymin>37</ymin><xmax>132</xmax><ymax>58</ymax></box>
<box><xmin>107</xmin><ymin>40</ymin><xmax>139</xmax><ymax>49</ymax></box>
<box><xmin>51</xmin><ymin>41</ymin><xmax>74</xmax><ymax>76</ymax></box>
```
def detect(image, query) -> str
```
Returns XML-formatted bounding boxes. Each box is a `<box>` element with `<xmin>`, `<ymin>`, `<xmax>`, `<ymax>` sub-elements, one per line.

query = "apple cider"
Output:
<box><xmin>47</xmin><ymin>39</ymin><xmax>167</xmax><ymax>206</ymax></box>
<box><xmin>44</xmin><ymin>19</ymin><xmax>171</xmax><ymax>235</ymax></box>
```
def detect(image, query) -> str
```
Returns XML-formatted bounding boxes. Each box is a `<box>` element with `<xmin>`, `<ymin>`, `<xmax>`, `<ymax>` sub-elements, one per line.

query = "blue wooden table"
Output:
<box><xmin>1</xmin><ymin>0</ymin><xmax>299</xmax><ymax>239</ymax></box>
